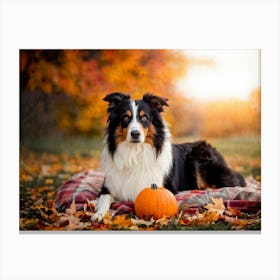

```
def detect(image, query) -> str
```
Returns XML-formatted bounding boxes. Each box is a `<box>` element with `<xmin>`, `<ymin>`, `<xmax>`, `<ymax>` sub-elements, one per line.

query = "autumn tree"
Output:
<box><xmin>20</xmin><ymin>50</ymin><xmax>189</xmax><ymax>138</ymax></box>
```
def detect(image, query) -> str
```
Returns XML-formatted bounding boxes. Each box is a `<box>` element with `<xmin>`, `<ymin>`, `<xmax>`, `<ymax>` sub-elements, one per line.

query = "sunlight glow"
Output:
<box><xmin>176</xmin><ymin>50</ymin><xmax>260</xmax><ymax>101</ymax></box>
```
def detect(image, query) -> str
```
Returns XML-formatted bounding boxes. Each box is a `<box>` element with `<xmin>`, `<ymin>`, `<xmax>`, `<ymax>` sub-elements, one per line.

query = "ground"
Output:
<box><xmin>20</xmin><ymin>136</ymin><xmax>261</xmax><ymax>231</ymax></box>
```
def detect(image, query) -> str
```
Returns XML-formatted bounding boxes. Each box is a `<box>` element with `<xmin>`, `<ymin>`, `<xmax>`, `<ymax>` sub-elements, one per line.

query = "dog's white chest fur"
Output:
<box><xmin>101</xmin><ymin>141</ymin><xmax>172</xmax><ymax>202</ymax></box>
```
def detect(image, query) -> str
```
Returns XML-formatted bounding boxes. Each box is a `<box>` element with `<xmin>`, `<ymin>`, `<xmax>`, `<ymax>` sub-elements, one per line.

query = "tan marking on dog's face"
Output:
<box><xmin>139</xmin><ymin>110</ymin><xmax>145</xmax><ymax>118</ymax></box>
<box><xmin>115</xmin><ymin>125</ymin><xmax>128</xmax><ymax>145</ymax></box>
<box><xmin>125</xmin><ymin>110</ymin><xmax>132</xmax><ymax>117</ymax></box>
<box><xmin>142</xmin><ymin>123</ymin><xmax>155</xmax><ymax>146</ymax></box>
<box><xmin>139</xmin><ymin>123</ymin><xmax>147</xmax><ymax>137</ymax></box>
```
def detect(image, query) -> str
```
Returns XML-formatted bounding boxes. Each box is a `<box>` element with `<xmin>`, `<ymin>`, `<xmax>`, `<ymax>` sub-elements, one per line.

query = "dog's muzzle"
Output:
<box><xmin>130</xmin><ymin>130</ymin><xmax>141</xmax><ymax>142</ymax></box>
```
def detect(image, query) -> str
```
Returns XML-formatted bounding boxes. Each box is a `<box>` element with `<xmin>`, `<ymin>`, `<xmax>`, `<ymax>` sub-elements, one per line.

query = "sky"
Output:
<box><xmin>176</xmin><ymin>50</ymin><xmax>260</xmax><ymax>101</ymax></box>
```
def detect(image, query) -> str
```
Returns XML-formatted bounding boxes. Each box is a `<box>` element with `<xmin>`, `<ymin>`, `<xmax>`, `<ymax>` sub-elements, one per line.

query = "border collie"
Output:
<box><xmin>92</xmin><ymin>92</ymin><xmax>245</xmax><ymax>221</ymax></box>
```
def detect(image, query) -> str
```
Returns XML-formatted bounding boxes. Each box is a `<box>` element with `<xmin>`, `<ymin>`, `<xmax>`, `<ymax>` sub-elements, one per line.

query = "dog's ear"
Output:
<box><xmin>103</xmin><ymin>92</ymin><xmax>130</xmax><ymax>112</ymax></box>
<box><xmin>143</xmin><ymin>93</ymin><xmax>169</xmax><ymax>112</ymax></box>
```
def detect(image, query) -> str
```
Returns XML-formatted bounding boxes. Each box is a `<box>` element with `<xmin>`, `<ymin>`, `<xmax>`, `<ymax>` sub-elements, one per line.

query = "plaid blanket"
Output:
<box><xmin>55</xmin><ymin>170</ymin><xmax>104</xmax><ymax>212</ymax></box>
<box><xmin>55</xmin><ymin>170</ymin><xmax>261</xmax><ymax>213</ymax></box>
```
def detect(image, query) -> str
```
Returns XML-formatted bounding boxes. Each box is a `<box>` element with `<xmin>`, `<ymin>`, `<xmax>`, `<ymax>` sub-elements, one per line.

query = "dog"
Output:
<box><xmin>91</xmin><ymin>92</ymin><xmax>245</xmax><ymax>221</ymax></box>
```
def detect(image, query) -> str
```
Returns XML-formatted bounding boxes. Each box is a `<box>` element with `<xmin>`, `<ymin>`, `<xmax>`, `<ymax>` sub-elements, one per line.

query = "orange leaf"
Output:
<box><xmin>112</xmin><ymin>215</ymin><xmax>133</xmax><ymax>227</ymax></box>
<box><xmin>200</xmin><ymin>211</ymin><xmax>220</xmax><ymax>223</ymax></box>
<box><xmin>228</xmin><ymin>208</ymin><xmax>242</xmax><ymax>218</ymax></box>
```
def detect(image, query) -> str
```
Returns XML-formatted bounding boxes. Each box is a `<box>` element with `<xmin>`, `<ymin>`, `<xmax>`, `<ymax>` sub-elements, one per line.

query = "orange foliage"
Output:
<box><xmin>20</xmin><ymin>50</ymin><xmax>189</xmax><ymax>137</ymax></box>
<box><xmin>20</xmin><ymin>50</ymin><xmax>260</xmax><ymax>138</ymax></box>
<box><xmin>199</xmin><ymin>88</ymin><xmax>261</xmax><ymax>137</ymax></box>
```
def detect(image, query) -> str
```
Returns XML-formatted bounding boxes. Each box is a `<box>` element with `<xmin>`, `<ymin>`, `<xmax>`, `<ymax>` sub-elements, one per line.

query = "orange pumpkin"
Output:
<box><xmin>134</xmin><ymin>184</ymin><xmax>178</xmax><ymax>219</ymax></box>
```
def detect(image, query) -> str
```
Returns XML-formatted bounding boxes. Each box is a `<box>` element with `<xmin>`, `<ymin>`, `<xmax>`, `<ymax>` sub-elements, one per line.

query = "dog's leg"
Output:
<box><xmin>202</xmin><ymin>163</ymin><xmax>246</xmax><ymax>188</ymax></box>
<box><xmin>190</xmin><ymin>141</ymin><xmax>246</xmax><ymax>189</ymax></box>
<box><xmin>91</xmin><ymin>194</ymin><xmax>114</xmax><ymax>222</ymax></box>
<box><xmin>196</xmin><ymin>156</ymin><xmax>246</xmax><ymax>189</ymax></box>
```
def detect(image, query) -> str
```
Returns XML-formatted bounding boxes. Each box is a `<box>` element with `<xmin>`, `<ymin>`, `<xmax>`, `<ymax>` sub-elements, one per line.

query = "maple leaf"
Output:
<box><xmin>204</xmin><ymin>197</ymin><xmax>225</xmax><ymax>215</ymax></box>
<box><xmin>112</xmin><ymin>215</ymin><xmax>133</xmax><ymax>227</ymax></box>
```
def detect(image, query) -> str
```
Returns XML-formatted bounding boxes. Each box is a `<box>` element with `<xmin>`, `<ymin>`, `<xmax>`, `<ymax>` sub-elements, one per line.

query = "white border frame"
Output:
<box><xmin>1</xmin><ymin>1</ymin><xmax>279</xmax><ymax>279</ymax></box>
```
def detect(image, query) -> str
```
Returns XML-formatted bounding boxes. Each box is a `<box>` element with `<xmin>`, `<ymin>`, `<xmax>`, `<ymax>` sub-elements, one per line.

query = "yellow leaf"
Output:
<box><xmin>204</xmin><ymin>197</ymin><xmax>225</xmax><ymax>215</ymax></box>
<box><xmin>112</xmin><ymin>215</ymin><xmax>133</xmax><ymax>227</ymax></box>
<box><xmin>20</xmin><ymin>173</ymin><xmax>33</xmax><ymax>182</ymax></box>
<box><xmin>200</xmin><ymin>211</ymin><xmax>219</xmax><ymax>223</ymax></box>
<box><xmin>45</xmin><ymin>178</ymin><xmax>54</xmax><ymax>184</ymax></box>
<box><xmin>47</xmin><ymin>192</ymin><xmax>55</xmax><ymax>198</ymax></box>
<box><xmin>103</xmin><ymin>212</ymin><xmax>113</xmax><ymax>225</ymax></box>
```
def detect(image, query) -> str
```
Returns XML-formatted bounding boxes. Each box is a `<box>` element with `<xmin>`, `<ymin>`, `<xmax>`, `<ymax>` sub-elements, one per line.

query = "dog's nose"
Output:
<box><xmin>131</xmin><ymin>130</ymin><xmax>141</xmax><ymax>139</ymax></box>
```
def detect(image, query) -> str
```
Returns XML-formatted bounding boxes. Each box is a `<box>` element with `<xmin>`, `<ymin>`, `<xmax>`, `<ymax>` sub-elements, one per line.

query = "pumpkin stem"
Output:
<box><xmin>151</xmin><ymin>184</ymin><xmax>157</xmax><ymax>190</ymax></box>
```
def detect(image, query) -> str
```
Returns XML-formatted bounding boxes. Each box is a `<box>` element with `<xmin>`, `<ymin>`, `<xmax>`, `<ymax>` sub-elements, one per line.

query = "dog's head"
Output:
<box><xmin>103</xmin><ymin>92</ymin><xmax>169</xmax><ymax>156</ymax></box>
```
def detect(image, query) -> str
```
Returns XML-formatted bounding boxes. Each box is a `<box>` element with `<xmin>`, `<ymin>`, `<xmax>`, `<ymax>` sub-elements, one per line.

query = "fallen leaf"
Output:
<box><xmin>131</xmin><ymin>217</ymin><xmax>155</xmax><ymax>227</ymax></box>
<box><xmin>224</xmin><ymin>216</ymin><xmax>250</xmax><ymax>229</ymax></box>
<box><xmin>45</xmin><ymin>178</ymin><xmax>54</xmax><ymax>184</ymax></box>
<box><xmin>46</xmin><ymin>199</ymin><xmax>54</xmax><ymax>208</ymax></box>
<box><xmin>179</xmin><ymin>218</ymin><xmax>191</xmax><ymax>225</ymax></box>
<box><xmin>155</xmin><ymin>216</ymin><xmax>169</xmax><ymax>226</ymax></box>
<box><xmin>37</xmin><ymin>186</ymin><xmax>54</xmax><ymax>193</ymax></box>
<box><xmin>112</xmin><ymin>215</ymin><xmax>133</xmax><ymax>228</ymax></box>
<box><xmin>20</xmin><ymin>173</ymin><xmax>33</xmax><ymax>182</ymax></box>
<box><xmin>226</xmin><ymin>208</ymin><xmax>242</xmax><ymax>218</ymax></box>
<box><xmin>199</xmin><ymin>211</ymin><xmax>220</xmax><ymax>224</ymax></box>
<box><xmin>66</xmin><ymin>200</ymin><xmax>77</xmax><ymax>215</ymax></box>
<box><xmin>103</xmin><ymin>212</ymin><xmax>113</xmax><ymax>225</ymax></box>
<box><xmin>204</xmin><ymin>197</ymin><xmax>225</xmax><ymax>215</ymax></box>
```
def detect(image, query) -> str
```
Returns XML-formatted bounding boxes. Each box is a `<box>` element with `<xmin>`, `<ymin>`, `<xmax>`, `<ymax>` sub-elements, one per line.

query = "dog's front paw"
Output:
<box><xmin>91</xmin><ymin>194</ymin><xmax>113</xmax><ymax>223</ymax></box>
<box><xmin>91</xmin><ymin>211</ymin><xmax>107</xmax><ymax>223</ymax></box>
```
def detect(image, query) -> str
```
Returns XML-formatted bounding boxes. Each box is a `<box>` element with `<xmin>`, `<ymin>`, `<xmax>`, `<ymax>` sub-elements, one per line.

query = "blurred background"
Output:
<box><xmin>20</xmin><ymin>49</ymin><xmax>261</xmax><ymax>181</ymax></box>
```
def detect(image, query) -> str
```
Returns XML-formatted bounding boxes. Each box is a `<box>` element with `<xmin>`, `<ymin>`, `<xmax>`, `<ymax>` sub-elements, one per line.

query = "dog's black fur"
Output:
<box><xmin>164</xmin><ymin>141</ymin><xmax>246</xmax><ymax>193</ymax></box>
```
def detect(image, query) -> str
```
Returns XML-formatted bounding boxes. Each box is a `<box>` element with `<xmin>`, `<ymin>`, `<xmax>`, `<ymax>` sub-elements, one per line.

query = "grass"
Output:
<box><xmin>21</xmin><ymin>135</ymin><xmax>261</xmax><ymax>180</ymax></box>
<box><xmin>21</xmin><ymin>135</ymin><xmax>104</xmax><ymax>156</ymax></box>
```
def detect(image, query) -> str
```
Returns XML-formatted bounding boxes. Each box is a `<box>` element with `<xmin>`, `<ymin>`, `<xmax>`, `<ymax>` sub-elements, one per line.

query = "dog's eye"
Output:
<box><xmin>123</xmin><ymin>116</ymin><xmax>130</xmax><ymax>122</ymax></box>
<box><xmin>141</xmin><ymin>115</ymin><xmax>148</xmax><ymax>122</ymax></box>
